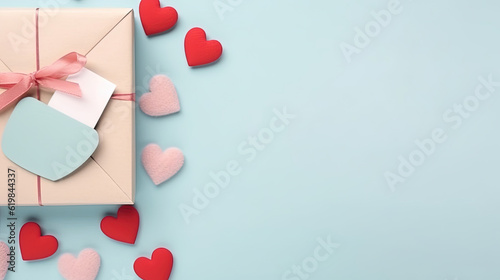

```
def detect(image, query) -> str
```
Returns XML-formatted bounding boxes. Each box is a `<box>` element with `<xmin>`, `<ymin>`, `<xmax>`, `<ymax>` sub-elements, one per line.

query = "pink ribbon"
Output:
<box><xmin>0</xmin><ymin>52</ymin><xmax>86</xmax><ymax>111</ymax></box>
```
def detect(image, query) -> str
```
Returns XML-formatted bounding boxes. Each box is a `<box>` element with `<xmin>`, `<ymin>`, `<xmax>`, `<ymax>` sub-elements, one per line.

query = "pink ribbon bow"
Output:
<box><xmin>0</xmin><ymin>52</ymin><xmax>86</xmax><ymax>111</ymax></box>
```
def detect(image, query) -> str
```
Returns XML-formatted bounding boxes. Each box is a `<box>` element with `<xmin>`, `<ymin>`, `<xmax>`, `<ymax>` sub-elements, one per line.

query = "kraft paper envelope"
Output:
<box><xmin>0</xmin><ymin>8</ymin><xmax>135</xmax><ymax>206</ymax></box>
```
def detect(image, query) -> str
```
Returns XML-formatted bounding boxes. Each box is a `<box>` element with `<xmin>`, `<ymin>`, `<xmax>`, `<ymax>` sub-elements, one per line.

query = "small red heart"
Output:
<box><xmin>134</xmin><ymin>248</ymin><xmax>174</xmax><ymax>280</ymax></box>
<box><xmin>100</xmin><ymin>205</ymin><xmax>140</xmax><ymax>244</ymax></box>
<box><xmin>19</xmin><ymin>222</ymin><xmax>58</xmax><ymax>261</ymax></box>
<box><xmin>139</xmin><ymin>0</ymin><xmax>178</xmax><ymax>36</ymax></box>
<box><xmin>184</xmin><ymin>27</ymin><xmax>223</xmax><ymax>67</ymax></box>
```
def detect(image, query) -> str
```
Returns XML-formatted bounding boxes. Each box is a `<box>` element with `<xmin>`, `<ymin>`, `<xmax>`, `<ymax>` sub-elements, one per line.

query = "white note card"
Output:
<box><xmin>48</xmin><ymin>68</ymin><xmax>116</xmax><ymax>128</ymax></box>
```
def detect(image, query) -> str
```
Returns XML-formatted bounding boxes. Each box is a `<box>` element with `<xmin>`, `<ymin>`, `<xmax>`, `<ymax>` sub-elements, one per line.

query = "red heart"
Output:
<box><xmin>139</xmin><ymin>0</ymin><xmax>178</xmax><ymax>36</ymax></box>
<box><xmin>184</xmin><ymin>27</ymin><xmax>223</xmax><ymax>67</ymax></box>
<box><xmin>100</xmin><ymin>205</ymin><xmax>140</xmax><ymax>244</ymax></box>
<box><xmin>19</xmin><ymin>222</ymin><xmax>58</xmax><ymax>261</ymax></box>
<box><xmin>134</xmin><ymin>248</ymin><xmax>174</xmax><ymax>280</ymax></box>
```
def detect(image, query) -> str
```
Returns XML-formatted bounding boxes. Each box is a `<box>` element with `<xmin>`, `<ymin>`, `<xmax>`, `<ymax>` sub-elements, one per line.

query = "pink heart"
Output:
<box><xmin>139</xmin><ymin>75</ymin><xmax>180</xmax><ymax>117</ymax></box>
<box><xmin>142</xmin><ymin>144</ymin><xmax>184</xmax><ymax>185</ymax></box>
<box><xmin>0</xmin><ymin>242</ymin><xmax>8</xmax><ymax>280</ymax></box>
<box><xmin>58</xmin><ymin>249</ymin><xmax>101</xmax><ymax>280</ymax></box>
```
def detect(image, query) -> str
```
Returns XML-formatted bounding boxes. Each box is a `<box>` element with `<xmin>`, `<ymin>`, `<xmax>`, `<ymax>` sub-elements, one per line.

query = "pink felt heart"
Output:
<box><xmin>0</xmin><ymin>242</ymin><xmax>8</xmax><ymax>280</ymax></box>
<box><xmin>142</xmin><ymin>144</ymin><xmax>184</xmax><ymax>185</ymax></box>
<box><xmin>139</xmin><ymin>75</ymin><xmax>180</xmax><ymax>117</ymax></box>
<box><xmin>58</xmin><ymin>249</ymin><xmax>101</xmax><ymax>280</ymax></box>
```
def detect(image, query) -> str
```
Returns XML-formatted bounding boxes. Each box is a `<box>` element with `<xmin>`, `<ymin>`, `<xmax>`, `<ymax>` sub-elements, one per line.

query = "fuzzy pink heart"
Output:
<box><xmin>142</xmin><ymin>144</ymin><xmax>184</xmax><ymax>185</ymax></box>
<box><xmin>0</xmin><ymin>242</ymin><xmax>8</xmax><ymax>280</ymax></box>
<box><xmin>139</xmin><ymin>75</ymin><xmax>180</xmax><ymax>117</ymax></box>
<box><xmin>58</xmin><ymin>249</ymin><xmax>101</xmax><ymax>280</ymax></box>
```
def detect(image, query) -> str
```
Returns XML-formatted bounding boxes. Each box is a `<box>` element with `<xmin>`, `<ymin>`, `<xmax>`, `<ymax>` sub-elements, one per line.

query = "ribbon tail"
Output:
<box><xmin>111</xmin><ymin>93</ymin><xmax>136</xmax><ymax>101</ymax></box>
<box><xmin>0</xmin><ymin>72</ymin><xmax>29</xmax><ymax>87</ymax></box>
<box><xmin>0</xmin><ymin>78</ymin><xmax>33</xmax><ymax>111</ymax></box>
<box><xmin>38</xmin><ymin>78</ymin><xmax>82</xmax><ymax>97</ymax></box>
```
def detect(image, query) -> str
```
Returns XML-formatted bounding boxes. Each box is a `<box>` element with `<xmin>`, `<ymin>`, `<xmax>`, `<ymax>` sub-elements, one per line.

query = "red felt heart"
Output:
<box><xmin>100</xmin><ymin>205</ymin><xmax>140</xmax><ymax>244</ymax></box>
<box><xmin>134</xmin><ymin>248</ymin><xmax>174</xmax><ymax>280</ymax></box>
<box><xmin>139</xmin><ymin>0</ymin><xmax>178</xmax><ymax>36</ymax></box>
<box><xmin>20</xmin><ymin>222</ymin><xmax>58</xmax><ymax>261</ymax></box>
<box><xmin>184</xmin><ymin>27</ymin><xmax>223</xmax><ymax>67</ymax></box>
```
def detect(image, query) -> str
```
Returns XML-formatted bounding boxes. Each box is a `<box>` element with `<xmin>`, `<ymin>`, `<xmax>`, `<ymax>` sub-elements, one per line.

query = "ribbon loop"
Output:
<box><xmin>0</xmin><ymin>52</ymin><xmax>86</xmax><ymax>111</ymax></box>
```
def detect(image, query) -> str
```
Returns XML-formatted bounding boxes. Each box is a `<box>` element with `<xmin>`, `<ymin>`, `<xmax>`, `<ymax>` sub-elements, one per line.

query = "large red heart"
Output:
<box><xmin>134</xmin><ymin>248</ymin><xmax>174</xmax><ymax>280</ymax></box>
<box><xmin>100</xmin><ymin>205</ymin><xmax>140</xmax><ymax>244</ymax></box>
<box><xmin>139</xmin><ymin>0</ymin><xmax>178</xmax><ymax>36</ymax></box>
<box><xmin>184</xmin><ymin>27</ymin><xmax>223</xmax><ymax>67</ymax></box>
<box><xmin>19</xmin><ymin>222</ymin><xmax>58</xmax><ymax>261</ymax></box>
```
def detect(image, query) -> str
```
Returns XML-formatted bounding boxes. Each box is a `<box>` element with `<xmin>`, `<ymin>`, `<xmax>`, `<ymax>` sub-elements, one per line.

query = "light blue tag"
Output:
<box><xmin>2</xmin><ymin>97</ymin><xmax>99</xmax><ymax>181</ymax></box>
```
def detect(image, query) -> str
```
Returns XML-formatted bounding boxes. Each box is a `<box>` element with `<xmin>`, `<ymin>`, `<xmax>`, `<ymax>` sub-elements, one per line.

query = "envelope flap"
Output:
<box><xmin>93</xmin><ymin>100</ymin><xmax>135</xmax><ymax>202</ymax></box>
<box><xmin>85</xmin><ymin>11</ymin><xmax>135</xmax><ymax>199</ymax></box>
<box><xmin>38</xmin><ymin>8</ymin><xmax>132</xmax><ymax>67</ymax></box>
<box><xmin>0</xmin><ymin>59</ymin><xmax>11</xmax><ymax>73</ymax></box>
<box><xmin>41</xmin><ymin>157</ymin><xmax>133</xmax><ymax>205</ymax></box>
<box><xmin>86</xmin><ymin>9</ymin><xmax>134</xmax><ymax>94</ymax></box>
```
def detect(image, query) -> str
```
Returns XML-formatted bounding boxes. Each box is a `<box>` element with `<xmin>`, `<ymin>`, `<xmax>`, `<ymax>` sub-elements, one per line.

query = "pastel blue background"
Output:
<box><xmin>1</xmin><ymin>0</ymin><xmax>500</xmax><ymax>279</ymax></box>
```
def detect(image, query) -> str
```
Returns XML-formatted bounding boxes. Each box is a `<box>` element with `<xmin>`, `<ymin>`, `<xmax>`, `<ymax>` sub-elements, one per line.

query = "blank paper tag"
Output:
<box><xmin>48</xmin><ymin>68</ymin><xmax>116</xmax><ymax>128</ymax></box>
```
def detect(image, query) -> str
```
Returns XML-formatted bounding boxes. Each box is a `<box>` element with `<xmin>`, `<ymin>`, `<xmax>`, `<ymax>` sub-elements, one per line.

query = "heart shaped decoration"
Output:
<box><xmin>19</xmin><ymin>222</ymin><xmax>58</xmax><ymax>261</ymax></box>
<box><xmin>134</xmin><ymin>248</ymin><xmax>173</xmax><ymax>280</ymax></box>
<box><xmin>58</xmin><ymin>249</ymin><xmax>101</xmax><ymax>280</ymax></box>
<box><xmin>100</xmin><ymin>205</ymin><xmax>140</xmax><ymax>244</ymax></box>
<box><xmin>184</xmin><ymin>27</ymin><xmax>223</xmax><ymax>67</ymax></box>
<box><xmin>139</xmin><ymin>75</ymin><xmax>180</xmax><ymax>117</ymax></box>
<box><xmin>142</xmin><ymin>144</ymin><xmax>184</xmax><ymax>185</ymax></box>
<box><xmin>0</xmin><ymin>242</ymin><xmax>8</xmax><ymax>280</ymax></box>
<box><xmin>139</xmin><ymin>0</ymin><xmax>178</xmax><ymax>36</ymax></box>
